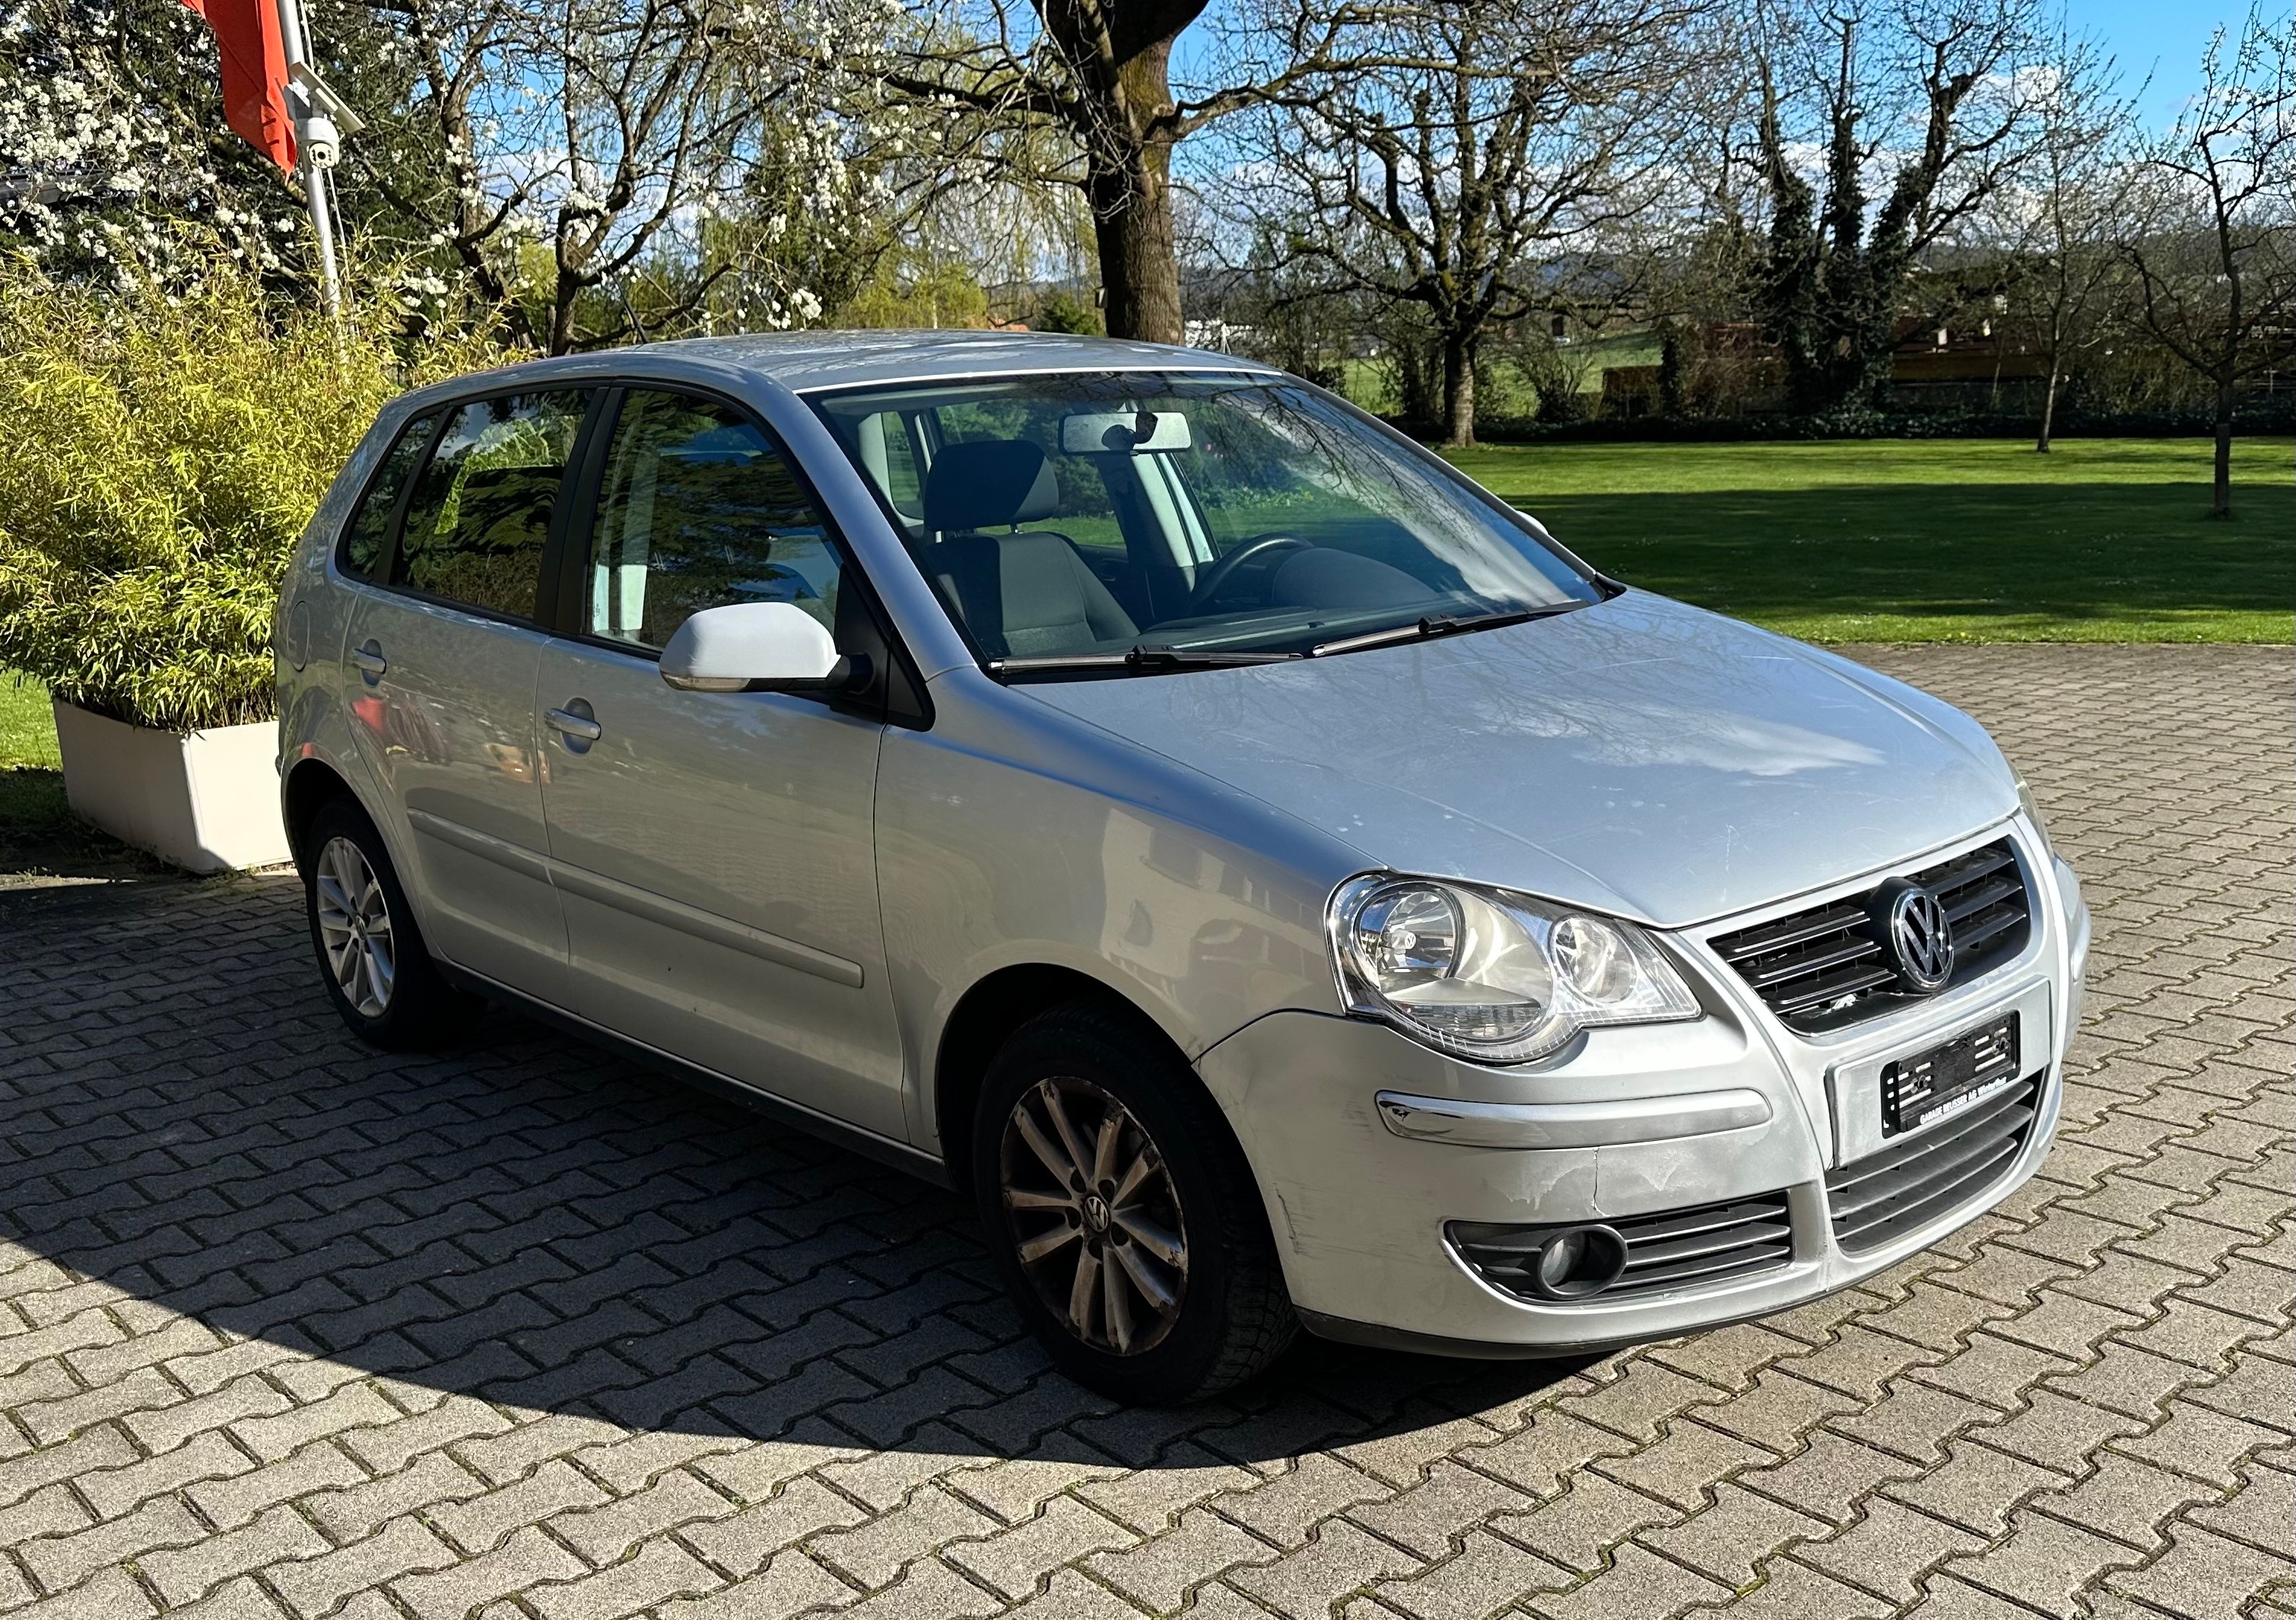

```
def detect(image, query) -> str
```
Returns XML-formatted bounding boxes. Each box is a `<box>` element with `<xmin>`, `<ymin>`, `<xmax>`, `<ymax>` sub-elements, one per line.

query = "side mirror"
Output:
<box><xmin>658</xmin><ymin>602</ymin><xmax>857</xmax><ymax>693</ymax></box>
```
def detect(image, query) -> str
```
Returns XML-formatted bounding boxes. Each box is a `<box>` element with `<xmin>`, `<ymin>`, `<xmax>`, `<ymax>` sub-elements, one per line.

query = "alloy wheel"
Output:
<box><xmin>999</xmin><ymin>1075</ymin><xmax>1188</xmax><ymax>1355</ymax></box>
<box><xmin>314</xmin><ymin>835</ymin><xmax>395</xmax><ymax>1018</ymax></box>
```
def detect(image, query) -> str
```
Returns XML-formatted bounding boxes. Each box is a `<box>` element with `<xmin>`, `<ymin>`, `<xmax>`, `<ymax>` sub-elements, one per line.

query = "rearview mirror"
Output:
<box><xmin>659</xmin><ymin>602</ymin><xmax>855</xmax><ymax>693</ymax></box>
<box><xmin>1060</xmin><ymin>411</ymin><xmax>1192</xmax><ymax>454</ymax></box>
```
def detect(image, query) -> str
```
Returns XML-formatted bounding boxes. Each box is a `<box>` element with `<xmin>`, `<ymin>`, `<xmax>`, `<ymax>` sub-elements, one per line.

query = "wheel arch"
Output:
<box><xmin>933</xmin><ymin>964</ymin><xmax>1196</xmax><ymax>1199</ymax></box>
<box><xmin>281</xmin><ymin>755</ymin><xmax>365</xmax><ymax>871</ymax></box>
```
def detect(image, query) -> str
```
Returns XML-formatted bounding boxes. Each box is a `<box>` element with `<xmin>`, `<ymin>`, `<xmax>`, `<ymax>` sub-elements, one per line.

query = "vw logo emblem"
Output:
<box><xmin>1885</xmin><ymin>884</ymin><xmax>1956</xmax><ymax>992</ymax></box>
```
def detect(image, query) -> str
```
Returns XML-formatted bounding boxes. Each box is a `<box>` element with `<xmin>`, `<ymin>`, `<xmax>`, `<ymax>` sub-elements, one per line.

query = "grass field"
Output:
<box><xmin>1449</xmin><ymin>435</ymin><xmax>2295</xmax><ymax>643</ymax></box>
<box><xmin>0</xmin><ymin>675</ymin><xmax>66</xmax><ymax>833</ymax></box>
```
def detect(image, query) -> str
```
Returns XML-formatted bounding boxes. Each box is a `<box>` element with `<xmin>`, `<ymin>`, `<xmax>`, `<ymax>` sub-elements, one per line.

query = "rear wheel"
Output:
<box><xmin>973</xmin><ymin>1004</ymin><xmax>1295</xmax><ymax>1403</ymax></box>
<box><xmin>303</xmin><ymin>798</ymin><xmax>478</xmax><ymax>1050</ymax></box>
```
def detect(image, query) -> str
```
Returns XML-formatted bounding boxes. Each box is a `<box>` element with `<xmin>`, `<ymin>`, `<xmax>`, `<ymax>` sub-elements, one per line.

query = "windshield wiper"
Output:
<box><xmin>1310</xmin><ymin>604</ymin><xmax>1580</xmax><ymax>659</ymax></box>
<box><xmin>990</xmin><ymin>643</ymin><xmax>1306</xmax><ymax>676</ymax></box>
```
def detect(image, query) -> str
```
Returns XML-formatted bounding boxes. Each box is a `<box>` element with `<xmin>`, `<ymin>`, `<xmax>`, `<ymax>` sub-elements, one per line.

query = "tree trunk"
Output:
<box><xmin>550</xmin><ymin>275</ymin><xmax>582</xmax><ymax>357</ymax></box>
<box><xmin>1044</xmin><ymin>6</ymin><xmax>1199</xmax><ymax>346</ymax></box>
<box><xmin>2212</xmin><ymin>370</ymin><xmax>2235</xmax><ymax>518</ymax></box>
<box><xmin>1086</xmin><ymin>139</ymin><xmax>1183</xmax><ymax>345</ymax></box>
<box><xmin>2036</xmin><ymin>309</ymin><xmax>2063</xmax><ymax>453</ymax></box>
<box><xmin>1440</xmin><ymin>335</ymin><xmax>1476</xmax><ymax>447</ymax></box>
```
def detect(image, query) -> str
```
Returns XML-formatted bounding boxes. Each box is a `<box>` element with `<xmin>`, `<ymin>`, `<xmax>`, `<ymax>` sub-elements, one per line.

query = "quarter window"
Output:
<box><xmin>585</xmin><ymin>389</ymin><xmax>843</xmax><ymax>651</ymax></box>
<box><xmin>338</xmin><ymin>409</ymin><xmax>440</xmax><ymax>581</ymax></box>
<box><xmin>392</xmin><ymin>390</ymin><xmax>592</xmax><ymax>619</ymax></box>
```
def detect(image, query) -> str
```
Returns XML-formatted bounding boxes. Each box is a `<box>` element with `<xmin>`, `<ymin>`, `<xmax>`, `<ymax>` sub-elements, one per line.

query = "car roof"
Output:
<box><xmin>649</xmin><ymin>330</ymin><xmax>1281</xmax><ymax>393</ymax></box>
<box><xmin>408</xmin><ymin>330</ymin><xmax>1284</xmax><ymax>403</ymax></box>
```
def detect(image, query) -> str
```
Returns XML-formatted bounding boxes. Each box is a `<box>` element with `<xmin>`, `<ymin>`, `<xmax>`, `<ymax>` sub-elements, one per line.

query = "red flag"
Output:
<box><xmin>179</xmin><ymin>0</ymin><xmax>297</xmax><ymax>174</ymax></box>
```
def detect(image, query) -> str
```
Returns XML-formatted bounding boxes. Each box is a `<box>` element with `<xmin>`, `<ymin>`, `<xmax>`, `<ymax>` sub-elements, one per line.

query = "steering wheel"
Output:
<box><xmin>1189</xmin><ymin>534</ymin><xmax>1310</xmax><ymax>612</ymax></box>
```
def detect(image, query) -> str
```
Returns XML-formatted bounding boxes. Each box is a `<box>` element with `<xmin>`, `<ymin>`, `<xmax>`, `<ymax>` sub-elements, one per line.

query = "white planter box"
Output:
<box><xmin>51</xmin><ymin>700</ymin><xmax>291</xmax><ymax>874</ymax></box>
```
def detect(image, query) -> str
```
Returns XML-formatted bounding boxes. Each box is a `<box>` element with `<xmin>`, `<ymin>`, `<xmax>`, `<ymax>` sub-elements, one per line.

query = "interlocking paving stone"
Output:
<box><xmin>0</xmin><ymin>643</ymin><xmax>2288</xmax><ymax>1616</ymax></box>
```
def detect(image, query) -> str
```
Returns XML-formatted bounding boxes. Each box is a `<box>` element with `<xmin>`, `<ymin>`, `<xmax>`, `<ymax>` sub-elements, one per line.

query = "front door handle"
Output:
<box><xmin>546</xmin><ymin>704</ymin><xmax>602</xmax><ymax>742</ymax></box>
<box><xmin>350</xmin><ymin>641</ymin><xmax>388</xmax><ymax>680</ymax></box>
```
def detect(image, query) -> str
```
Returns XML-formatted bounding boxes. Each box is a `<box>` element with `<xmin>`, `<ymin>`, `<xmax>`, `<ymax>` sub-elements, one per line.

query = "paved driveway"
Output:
<box><xmin>0</xmin><ymin>646</ymin><xmax>2289</xmax><ymax>1620</ymax></box>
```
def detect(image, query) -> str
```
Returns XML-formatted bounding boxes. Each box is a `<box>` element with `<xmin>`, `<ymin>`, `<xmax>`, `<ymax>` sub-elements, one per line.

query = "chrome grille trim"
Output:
<box><xmin>1826</xmin><ymin>1074</ymin><xmax>2040</xmax><ymax>1253</ymax></box>
<box><xmin>1450</xmin><ymin>1191</ymin><xmax>1795</xmax><ymax>1304</ymax></box>
<box><xmin>1710</xmin><ymin>837</ymin><xmax>2033</xmax><ymax>1032</ymax></box>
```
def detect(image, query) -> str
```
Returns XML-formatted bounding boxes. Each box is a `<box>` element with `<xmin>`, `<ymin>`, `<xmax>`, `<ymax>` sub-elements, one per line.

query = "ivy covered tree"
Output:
<box><xmin>1750</xmin><ymin>0</ymin><xmax>2045</xmax><ymax>415</ymax></box>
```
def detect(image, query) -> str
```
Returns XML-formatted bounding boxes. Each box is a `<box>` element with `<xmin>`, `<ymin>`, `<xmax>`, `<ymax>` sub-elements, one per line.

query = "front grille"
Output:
<box><xmin>1826</xmin><ymin>1074</ymin><xmax>2040</xmax><ymax>1252</ymax></box>
<box><xmin>1710</xmin><ymin>838</ymin><xmax>2031</xmax><ymax>1032</ymax></box>
<box><xmin>1451</xmin><ymin>1192</ymin><xmax>1794</xmax><ymax>1304</ymax></box>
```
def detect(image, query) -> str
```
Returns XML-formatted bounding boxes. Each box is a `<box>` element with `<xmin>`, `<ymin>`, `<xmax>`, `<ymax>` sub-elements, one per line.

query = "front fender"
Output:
<box><xmin>877</xmin><ymin>674</ymin><xmax>1358</xmax><ymax>1151</ymax></box>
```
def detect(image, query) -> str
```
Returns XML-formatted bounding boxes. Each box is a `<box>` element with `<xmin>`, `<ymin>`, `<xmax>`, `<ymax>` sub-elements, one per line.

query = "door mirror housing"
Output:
<box><xmin>658</xmin><ymin>602</ymin><xmax>854</xmax><ymax>693</ymax></box>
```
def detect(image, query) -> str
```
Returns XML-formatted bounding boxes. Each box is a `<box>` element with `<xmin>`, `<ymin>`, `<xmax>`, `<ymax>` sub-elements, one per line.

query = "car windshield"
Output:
<box><xmin>810</xmin><ymin>372</ymin><xmax>1601</xmax><ymax>674</ymax></box>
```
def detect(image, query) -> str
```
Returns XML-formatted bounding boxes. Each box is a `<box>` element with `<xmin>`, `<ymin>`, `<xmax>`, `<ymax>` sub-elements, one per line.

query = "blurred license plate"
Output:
<box><xmin>1882</xmin><ymin>1013</ymin><xmax>2020</xmax><ymax>1136</ymax></box>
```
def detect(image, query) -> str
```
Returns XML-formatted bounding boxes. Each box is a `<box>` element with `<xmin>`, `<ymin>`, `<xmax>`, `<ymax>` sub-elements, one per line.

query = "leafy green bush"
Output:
<box><xmin>0</xmin><ymin>253</ymin><xmax>503</xmax><ymax>731</ymax></box>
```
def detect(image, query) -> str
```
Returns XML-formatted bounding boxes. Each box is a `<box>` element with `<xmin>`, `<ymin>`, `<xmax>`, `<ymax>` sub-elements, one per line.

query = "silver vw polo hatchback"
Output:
<box><xmin>278</xmin><ymin>332</ymin><xmax>2089</xmax><ymax>1403</ymax></box>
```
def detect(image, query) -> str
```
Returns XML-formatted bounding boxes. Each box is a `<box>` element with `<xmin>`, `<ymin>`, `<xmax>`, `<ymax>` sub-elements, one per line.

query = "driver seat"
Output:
<box><xmin>921</xmin><ymin>440</ymin><xmax>1138</xmax><ymax>659</ymax></box>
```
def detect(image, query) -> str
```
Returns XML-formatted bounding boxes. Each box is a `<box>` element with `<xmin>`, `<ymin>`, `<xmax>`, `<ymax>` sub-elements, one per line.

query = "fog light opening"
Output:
<box><xmin>1528</xmin><ymin>1224</ymin><xmax>1628</xmax><ymax>1300</ymax></box>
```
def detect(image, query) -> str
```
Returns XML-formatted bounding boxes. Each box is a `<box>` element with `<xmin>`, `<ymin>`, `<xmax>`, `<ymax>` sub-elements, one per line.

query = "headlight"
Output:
<box><xmin>2014</xmin><ymin>774</ymin><xmax>2055</xmax><ymax>856</ymax></box>
<box><xmin>1329</xmin><ymin>874</ymin><xmax>1701</xmax><ymax>1063</ymax></box>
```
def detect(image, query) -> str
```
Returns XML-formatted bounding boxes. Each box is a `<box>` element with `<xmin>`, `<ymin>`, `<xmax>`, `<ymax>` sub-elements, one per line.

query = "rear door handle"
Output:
<box><xmin>546</xmin><ymin>705</ymin><xmax>602</xmax><ymax>742</ymax></box>
<box><xmin>350</xmin><ymin>642</ymin><xmax>388</xmax><ymax>678</ymax></box>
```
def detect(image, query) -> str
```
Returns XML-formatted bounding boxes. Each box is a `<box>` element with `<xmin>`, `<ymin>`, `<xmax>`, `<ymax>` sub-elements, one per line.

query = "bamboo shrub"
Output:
<box><xmin>0</xmin><ymin>255</ymin><xmax>503</xmax><ymax>730</ymax></box>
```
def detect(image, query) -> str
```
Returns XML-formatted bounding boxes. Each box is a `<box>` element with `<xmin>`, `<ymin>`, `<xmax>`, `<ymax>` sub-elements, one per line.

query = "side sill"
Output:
<box><xmin>438</xmin><ymin>963</ymin><xmax>952</xmax><ymax>1190</ymax></box>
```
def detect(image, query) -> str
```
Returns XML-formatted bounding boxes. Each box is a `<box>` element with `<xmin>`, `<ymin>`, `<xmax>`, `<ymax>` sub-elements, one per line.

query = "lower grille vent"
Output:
<box><xmin>1827</xmin><ymin>1075</ymin><xmax>2040</xmax><ymax>1253</ymax></box>
<box><xmin>1452</xmin><ymin>1192</ymin><xmax>1794</xmax><ymax>1304</ymax></box>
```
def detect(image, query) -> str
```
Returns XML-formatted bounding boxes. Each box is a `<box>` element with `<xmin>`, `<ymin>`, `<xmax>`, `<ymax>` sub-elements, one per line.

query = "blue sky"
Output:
<box><xmin>2074</xmin><ymin>0</ymin><xmax>2247</xmax><ymax>125</ymax></box>
<box><xmin>1173</xmin><ymin>0</ymin><xmax>2247</xmax><ymax>132</ymax></box>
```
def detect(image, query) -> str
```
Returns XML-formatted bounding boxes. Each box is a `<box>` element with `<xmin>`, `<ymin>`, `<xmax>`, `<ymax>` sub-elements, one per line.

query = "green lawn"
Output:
<box><xmin>0</xmin><ymin>674</ymin><xmax>66</xmax><ymax>831</ymax></box>
<box><xmin>1446</xmin><ymin>436</ymin><xmax>2295</xmax><ymax>643</ymax></box>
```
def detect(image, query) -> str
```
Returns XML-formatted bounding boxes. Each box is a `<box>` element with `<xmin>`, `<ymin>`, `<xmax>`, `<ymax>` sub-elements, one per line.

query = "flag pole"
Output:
<box><xmin>273</xmin><ymin>0</ymin><xmax>345</xmax><ymax>328</ymax></box>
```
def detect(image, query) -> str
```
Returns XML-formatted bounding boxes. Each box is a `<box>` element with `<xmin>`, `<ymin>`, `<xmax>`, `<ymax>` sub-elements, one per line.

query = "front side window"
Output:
<box><xmin>811</xmin><ymin>373</ymin><xmax>1599</xmax><ymax>672</ymax></box>
<box><xmin>392</xmin><ymin>390</ymin><xmax>592</xmax><ymax>619</ymax></box>
<box><xmin>584</xmin><ymin>389</ymin><xmax>843</xmax><ymax>651</ymax></box>
<box><xmin>338</xmin><ymin>408</ymin><xmax>440</xmax><ymax>580</ymax></box>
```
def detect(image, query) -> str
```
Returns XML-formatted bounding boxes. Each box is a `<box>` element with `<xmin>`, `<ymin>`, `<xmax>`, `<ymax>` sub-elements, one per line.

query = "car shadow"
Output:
<box><xmin>0</xmin><ymin>876</ymin><xmax>1600</xmax><ymax>1469</ymax></box>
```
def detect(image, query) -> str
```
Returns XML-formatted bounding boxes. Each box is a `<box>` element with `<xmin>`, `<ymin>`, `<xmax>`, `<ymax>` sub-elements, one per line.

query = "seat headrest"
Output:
<box><xmin>923</xmin><ymin>440</ymin><xmax>1060</xmax><ymax>533</ymax></box>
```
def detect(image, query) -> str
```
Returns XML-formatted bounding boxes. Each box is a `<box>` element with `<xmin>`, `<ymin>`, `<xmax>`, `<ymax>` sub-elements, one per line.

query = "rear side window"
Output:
<box><xmin>392</xmin><ymin>390</ymin><xmax>592</xmax><ymax>619</ymax></box>
<box><xmin>337</xmin><ymin>409</ymin><xmax>440</xmax><ymax>580</ymax></box>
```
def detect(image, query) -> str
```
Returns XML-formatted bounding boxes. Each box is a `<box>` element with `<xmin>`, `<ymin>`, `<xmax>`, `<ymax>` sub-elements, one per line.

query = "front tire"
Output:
<box><xmin>302</xmin><ymin>798</ymin><xmax>478</xmax><ymax>1050</ymax></box>
<box><xmin>973</xmin><ymin>1004</ymin><xmax>1295</xmax><ymax>1403</ymax></box>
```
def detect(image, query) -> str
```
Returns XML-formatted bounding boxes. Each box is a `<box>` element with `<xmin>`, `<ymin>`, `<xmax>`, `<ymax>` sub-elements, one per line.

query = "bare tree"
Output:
<box><xmin>851</xmin><ymin>1</ymin><xmax>1433</xmax><ymax>344</ymax></box>
<box><xmin>2007</xmin><ymin>31</ymin><xmax>2137</xmax><ymax>449</ymax></box>
<box><xmin>357</xmin><ymin>0</ymin><xmax>862</xmax><ymax>351</ymax></box>
<box><xmin>1231</xmin><ymin>0</ymin><xmax>1706</xmax><ymax>445</ymax></box>
<box><xmin>1751</xmin><ymin>0</ymin><xmax>2045</xmax><ymax>415</ymax></box>
<box><xmin>2118</xmin><ymin>5</ymin><xmax>2295</xmax><ymax>517</ymax></box>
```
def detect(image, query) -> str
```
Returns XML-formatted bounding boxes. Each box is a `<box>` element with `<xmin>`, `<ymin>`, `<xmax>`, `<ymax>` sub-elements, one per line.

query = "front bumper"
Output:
<box><xmin>1195</xmin><ymin>823</ymin><xmax>2085</xmax><ymax>1354</ymax></box>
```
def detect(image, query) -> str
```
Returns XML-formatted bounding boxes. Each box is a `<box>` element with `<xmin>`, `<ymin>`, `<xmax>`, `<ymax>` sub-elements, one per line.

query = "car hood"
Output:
<box><xmin>1018</xmin><ymin>592</ymin><xmax>2016</xmax><ymax>928</ymax></box>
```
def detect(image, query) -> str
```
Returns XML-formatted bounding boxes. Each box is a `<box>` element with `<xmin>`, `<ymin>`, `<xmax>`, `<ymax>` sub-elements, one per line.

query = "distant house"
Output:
<box><xmin>1888</xmin><ymin>315</ymin><xmax>2050</xmax><ymax>392</ymax></box>
<box><xmin>1602</xmin><ymin>315</ymin><xmax>2052</xmax><ymax>418</ymax></box>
